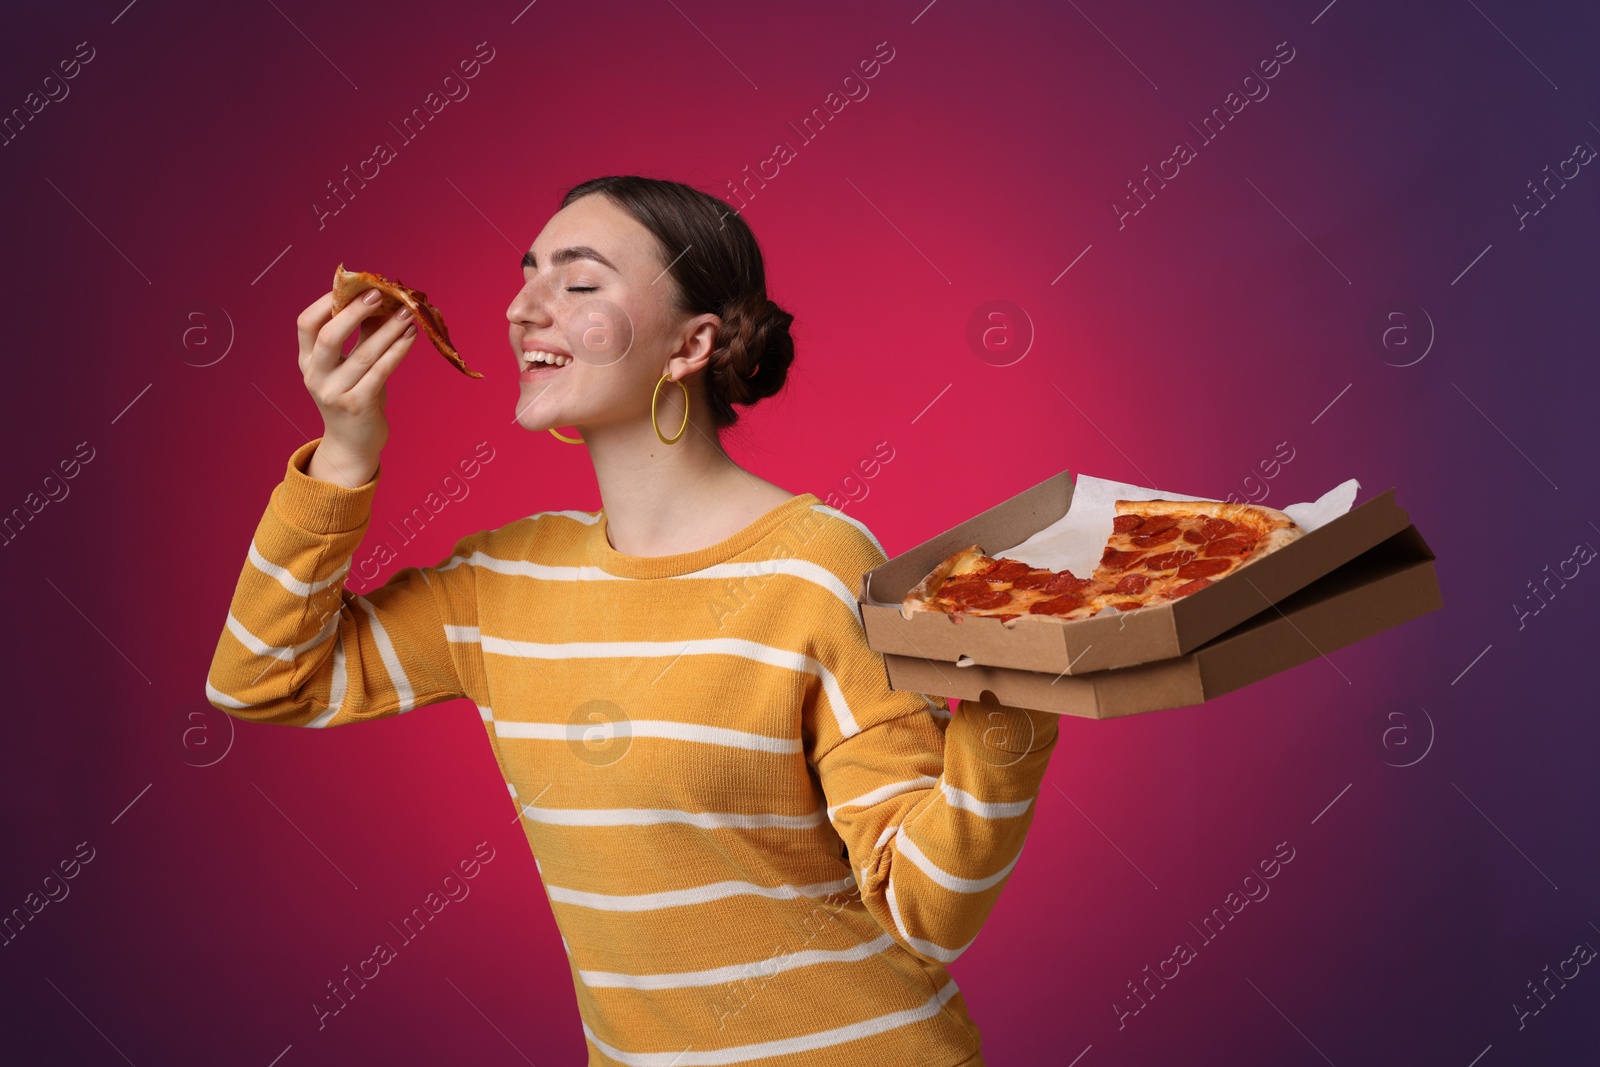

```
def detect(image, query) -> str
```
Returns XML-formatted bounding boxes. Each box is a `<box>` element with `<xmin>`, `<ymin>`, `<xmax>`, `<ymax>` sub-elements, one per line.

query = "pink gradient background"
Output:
<box><xmin>2</xmin><ymin>0</ymin><xmax>1596</xmax><ymax>1063</ymax></box>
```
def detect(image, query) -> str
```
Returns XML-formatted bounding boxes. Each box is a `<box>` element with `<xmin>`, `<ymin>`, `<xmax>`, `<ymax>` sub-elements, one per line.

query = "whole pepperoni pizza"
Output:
<box><xmin>901</xmin><ymin>500</ymin><xmax>1304</xmax><ymax>624</ymax></box>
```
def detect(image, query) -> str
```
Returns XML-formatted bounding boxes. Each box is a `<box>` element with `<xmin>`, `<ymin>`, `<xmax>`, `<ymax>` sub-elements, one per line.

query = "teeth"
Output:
<box><xmin>524</xmin><ymin>351</ymin><xmax>572</xmax><ymax>367</ymax></box>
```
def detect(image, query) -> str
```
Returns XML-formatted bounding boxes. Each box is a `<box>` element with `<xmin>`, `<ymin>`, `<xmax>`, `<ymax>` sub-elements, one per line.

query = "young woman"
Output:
<box><xmin>207</xmin><ymin>175</ymin><xmax>1062</xmax><ymax>1066</ymax></box>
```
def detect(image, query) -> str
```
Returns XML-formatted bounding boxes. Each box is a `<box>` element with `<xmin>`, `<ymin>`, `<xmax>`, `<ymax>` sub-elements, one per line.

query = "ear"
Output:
<box><xmin>665</xmin><ymin>313</ymin><xmax>722</xmax><ymax>380</ymax></box>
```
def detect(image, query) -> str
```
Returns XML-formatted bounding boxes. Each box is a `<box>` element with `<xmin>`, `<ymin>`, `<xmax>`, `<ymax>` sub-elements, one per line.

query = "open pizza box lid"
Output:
<box><xmin>876</xmin><ymin>525</ymin><xmax>1442</xmax><ymax>718</ymax></box>
<box><xmin>857</xmin><ymin>468</ymin><xmax>1420</xmax><ymax>676</ymax></box>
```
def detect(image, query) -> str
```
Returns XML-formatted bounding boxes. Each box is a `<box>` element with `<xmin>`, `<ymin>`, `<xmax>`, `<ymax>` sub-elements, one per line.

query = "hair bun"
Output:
<box><xmin>714</xmin><ymin>292</ymin><xmax>794</xmax><ymax>416</ymax></box>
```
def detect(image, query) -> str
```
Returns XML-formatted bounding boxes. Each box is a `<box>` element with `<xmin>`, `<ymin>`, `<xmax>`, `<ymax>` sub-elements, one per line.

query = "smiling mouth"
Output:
<box><xmin>522</xmin><ymin>350</ymin><xmax>575</xmax><ymax>370</ymax></box>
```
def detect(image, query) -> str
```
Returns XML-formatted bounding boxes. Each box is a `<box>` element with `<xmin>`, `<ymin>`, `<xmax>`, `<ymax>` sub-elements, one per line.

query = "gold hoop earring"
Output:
<box><xmin>549</xmin><ymin>427</ymin><xmax>585</xmax><ymax>444</ymax></box>
<box><xmin>652</xmin><ymin>373</ymin><xmax>689</xmax><ymax>445</ymax></box>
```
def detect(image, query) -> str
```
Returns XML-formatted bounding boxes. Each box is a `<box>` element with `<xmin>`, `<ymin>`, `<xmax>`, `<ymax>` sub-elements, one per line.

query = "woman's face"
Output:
<box><xmin>506</xmin><ymin>193</ymin><xmax>700</xmax><ymax>435</ymax></box>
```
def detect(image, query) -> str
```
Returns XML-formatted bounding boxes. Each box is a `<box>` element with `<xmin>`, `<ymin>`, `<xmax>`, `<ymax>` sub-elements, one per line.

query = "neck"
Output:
<box><xmin>581</xmin><ymin>386</ymin><xmax>746</xmax><ymax>556</ymax></box>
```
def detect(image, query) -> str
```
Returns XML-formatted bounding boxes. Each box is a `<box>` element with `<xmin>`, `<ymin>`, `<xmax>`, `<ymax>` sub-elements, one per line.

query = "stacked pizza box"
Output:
<box><xmin>855</xmin><ymin>471</ymin><xmax>1442</xmax><ymax>718</ymax></box>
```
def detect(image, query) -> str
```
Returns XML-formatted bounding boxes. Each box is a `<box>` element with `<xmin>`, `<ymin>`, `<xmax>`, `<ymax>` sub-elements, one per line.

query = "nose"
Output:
<box><xmin>507</xmin><ymin>271</ymin><xmax>556</xmax><ymax>326</ymax></box>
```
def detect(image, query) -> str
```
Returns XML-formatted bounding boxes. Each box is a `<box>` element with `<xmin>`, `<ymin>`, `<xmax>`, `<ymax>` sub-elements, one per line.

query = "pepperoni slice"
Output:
<box><xmin>941</xmin><ymin>582</ymin><xmax>1014</xmax><ymax>610</ymax></box>
<box><xmin>1132</xmin><ymin>527</ymin><xmax>1181</xmax><ymax>548</ymax></box>
<box><xmin>1113</xmin><ymin>514</ymin><xmax>1144</xmax><ymax>533</ymax></box>
<box><xmin>1109</xmin><ymin>601</ymin><xmax>1144</xmax><ymax>612</ymax></box>
<box><xmin>1136</xmin><ymin>515</ymin><xmax>1179</xmax><ymax>535</ymax></box>
<box><xmin>1113</xmin><ymin>573</ymin><xmax>1151</xmax><ymax>595</ymax></box>
<box><xmin>939</xmin><ymin>579</ymin><xmax>990</xmax><ymax>601</ymax></box>
<box><xmin>1029</xmin><ymin>593</ymin><xmax>1086</xmax><ymax>615</ymax></box>
<box><xmin>1182</xmin><ymin>528</ymin><xmax>1207</xmax><ymax>545</ymax></box>
<box><xmin>958</xmin><ymin>587</ymin><xmax>1014</xmax><ymax>610</ymax></box>
<box><xmin>980</xmin><ymin>558</ymin><xmax>1032</xmax><ymax>582</ymax></box>
<box><xmin>1008</xmin><ymin>570</ymin><xmax>1055</xmax><ymax>590</ymax></box>
<box><xmin>1201</xmin><ymin>517</ymin><xmax>1238</xmax><ymax>539</ymax></box>
<box><xmin>1141</xmin><ymin>549</ymin><xmax>1197</xmax><ymax>572</ymax></box>
<box><xmin>1045</xmin><ymin>572</ymin><xmax>1093</xmax><ymax>595</ymax></box>
<box><xmin>1202</xmin><ymin>537</ymin><xmax>1253</xmax><ymax>558</ymax></box>
<box><xmin>1177</xmin><ymin>558</ymin><xmax>1232</xmax><ymax>579</ymax></box>
<box><xmin>1168</xmin><ymin>577</ymin><xmax>1213</xmax><ymax>598</ymax></box>
<box><xmin>1100</xmin><ymin>548</ymin><xmax>1146</xmax><ymax>572</ymax></box>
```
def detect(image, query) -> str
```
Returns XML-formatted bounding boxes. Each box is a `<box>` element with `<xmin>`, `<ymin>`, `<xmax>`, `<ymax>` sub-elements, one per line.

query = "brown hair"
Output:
<box><xmin>559</xmin><ymin>175</ymin><xmax>795</xmax><ymax>431</ymax></box>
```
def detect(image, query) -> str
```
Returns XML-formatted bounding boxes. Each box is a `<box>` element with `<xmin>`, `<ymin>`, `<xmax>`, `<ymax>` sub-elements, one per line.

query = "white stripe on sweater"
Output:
<box><xmin>527</xmin><ymin>509</ymin><xmax>601</xmax><ymax>524</ymax></box>
<box><xmin>494</xmin><ymin>719</ymin><xmax>800</xmax><ymax>755</ymax></box>
<box><xmin>884</xmin><ymin>876</ymin><xmax>973</xmax><ymax>963</ymax></box>
<box><xmin>303</xmin><ymin>629</ymin><xmax>349</xmax><ymax>727</ymax></box>
<box><xmin>206</xmin><ymin>626</ymin><xmax>349</xmax><ymax>725</ymax></box>
<box><xmin>439</xmin><ymin>554</ymin><xmax>612</xmax><ymax>581</ymax></box>
<box><xmin>350</xmin><ymin>594</ymin><xmax>415</xmax><ymax>712</ymax></box>
<box><xmin>248</xmin><ymin>541</ymin><xmax>349</xmax><ymax>597</ymax></box>
<box><xmin>519</xmin><ymin>805</ymin><xmax>825</xmax><ymax>831</ymax></box>
<box><xmin>205</xmin><ymin>680</ymin><xmax>251</xmax><ymax>709</ymax></box>
<box><xmin>809</xmin><ymin>503</ymin><xmax>885</xmax><ymax>557</ymax></box>
<box><xmin>439</xmin><ymin>552</ymin><xmax>857</xmax><ymax>613</ymax></box>
<box><xmin>679</xmin><ymin>559</ymin><xmax>856</xmax><ymax>613</ymax></box>
<box><xmin>477</xmin><ymin>636</ymin><xmax>859</xmax><ymax>737</ymax></box>
<box><xmin>582</xmin><ymin>975</ymin><xmax>959</xmax><ymax>1065</ymax></box>
<box><xmin>941</xmin><ymin>781</ymin><xmax>1033</xmax><ymax>819</ymax></box>
<box><xmin>895</xmin><ymin>829</ymin><xmax>1021</xmax><ymax>894</ymax></box>
<box><xmin>826</xmin><ymin>775</ymin><xmax>938</xmax><ymax>821</ymax></box>
<box><xmin>546</xmin><ymin>873</ymin><xmax>856</xmax><ymax>913</ymax></box>
<box><xmin>578</xmin><ymin>932</ymin><xmax>895</xmax><ymax>990</ymax></box>
<box><xmin>225</xmin><ymin>610</ymin><xmax>339</xmax><ymax>663</ymax></box>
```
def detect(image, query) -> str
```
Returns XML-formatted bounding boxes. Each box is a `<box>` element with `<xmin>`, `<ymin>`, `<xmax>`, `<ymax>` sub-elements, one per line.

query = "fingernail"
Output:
<box><xmin>396</xmin><ymin>306</ymin><xmax>412</xmax><ymax>321</ymax></box>
<box><xmin>364</xmin><ymin>289</ymin><xmax>382</xmax><ymax>304</ymax></box>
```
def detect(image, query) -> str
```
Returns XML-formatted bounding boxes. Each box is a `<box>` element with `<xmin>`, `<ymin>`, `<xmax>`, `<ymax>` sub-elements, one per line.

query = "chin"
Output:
<box><xmin>515</xmin><ymin>412</ymin><xmax>556</xmax><ymax>433</ymax></box>
<box><xmin>513</xmin><ymin>403</ymin><xmax>578</xmax><ymax>436</ymax></box>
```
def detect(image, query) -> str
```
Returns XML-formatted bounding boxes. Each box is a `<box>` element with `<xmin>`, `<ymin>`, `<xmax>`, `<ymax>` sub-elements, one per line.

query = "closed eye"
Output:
<box><xmin>566</xmin><ymin>286</ymin><xmax>597</xmax><ymax>292</ymax></box>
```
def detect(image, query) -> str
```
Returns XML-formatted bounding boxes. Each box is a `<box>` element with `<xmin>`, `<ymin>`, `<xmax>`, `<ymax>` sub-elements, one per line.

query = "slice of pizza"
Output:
<box><xmin>901</xmin><ymin>546</ymin><xmax>1101</xmax><ymax>623</ymax></box>
<box><xmin>1085</xmin><ymin>500</ymin><xmax>1302</xmax><ymax>609</ymax></box>
<box><xmin>899</xmin><ymin>499</ymin><xmax>1304</xmax><ymax>624</ymax></box>
<box><xmin>330</xmin><ymin>263</ymin><xmax>484</xmax><ymax>379</ymax></box>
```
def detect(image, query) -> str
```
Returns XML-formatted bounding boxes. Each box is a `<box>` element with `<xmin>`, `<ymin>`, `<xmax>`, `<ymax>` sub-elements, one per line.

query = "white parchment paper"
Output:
<box><xmin>993</xmin><ymin>474</ymin><xmax>1362</xmax><ymax>575</ymax></box>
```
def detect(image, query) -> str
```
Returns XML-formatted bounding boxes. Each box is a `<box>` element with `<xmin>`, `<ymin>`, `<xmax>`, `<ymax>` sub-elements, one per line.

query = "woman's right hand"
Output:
<box><xmin>296</xmin><ymin>288</ymin><xmax>420</xmax><ymax>486</ymax></box>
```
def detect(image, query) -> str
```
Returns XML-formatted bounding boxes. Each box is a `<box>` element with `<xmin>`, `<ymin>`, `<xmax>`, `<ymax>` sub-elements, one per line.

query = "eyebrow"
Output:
<box><xmin>521</xmin><ymin>246</ymin><xmax>619</xmax><ymax>272</ymax></box>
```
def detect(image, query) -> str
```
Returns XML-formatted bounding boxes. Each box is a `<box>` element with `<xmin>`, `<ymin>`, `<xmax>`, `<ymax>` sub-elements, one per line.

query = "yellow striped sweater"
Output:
<box><xmin>206</xmin><ymin>437</ymin><xmax>1062</xmax><ymax>1067</ymax></box>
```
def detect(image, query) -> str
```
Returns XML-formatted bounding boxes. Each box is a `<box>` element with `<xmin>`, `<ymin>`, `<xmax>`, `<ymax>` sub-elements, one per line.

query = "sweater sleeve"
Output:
<box><xmin>204</xmin><ymin>438</ymin><xmax>485</xmax><ymax>728</ymax></box>
<box><xmin>805</xmin><ymin>541</ymin><xmax>1062</xmax><ymax>966</ymax></box>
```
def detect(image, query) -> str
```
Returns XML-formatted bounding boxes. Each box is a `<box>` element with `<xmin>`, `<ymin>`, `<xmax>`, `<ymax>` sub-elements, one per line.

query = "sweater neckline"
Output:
<box><xmin>591</xmin><ymin>492</ymin><xmax>823</xmax><ymax>579</ymax></box>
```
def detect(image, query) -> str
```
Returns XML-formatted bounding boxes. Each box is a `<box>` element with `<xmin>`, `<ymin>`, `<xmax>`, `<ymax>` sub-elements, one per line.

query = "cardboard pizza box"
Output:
<box><xmin>878</xmin><ymin>524</ymin><xmax>1442</xmax><ymax>718</ymax></box>
<box><xmin>857</xmin><ymin>469</ymin><xmax>1419</xmax><ymax>676</ymax></box>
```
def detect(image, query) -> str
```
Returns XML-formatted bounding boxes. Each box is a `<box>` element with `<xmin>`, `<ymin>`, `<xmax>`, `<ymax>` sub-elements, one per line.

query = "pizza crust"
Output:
<box><xmin>330</xmin><ymin>263</ymin><xmax>484</xmax><ymax>379</ymax></box>
<box><xmin>900</xmin><ymin>543</ymin><xmax>985</xmax><ymax>620</ymax></box>
<box><xmin>1242</xmin><ymin>522</ymin><xmax>1302</xmax><ymax>561</ymax></box>
<box><xmin>1116</xmin><ymin>498</ymin><xmax>1298</xmax><ymax>536</ymax></box>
